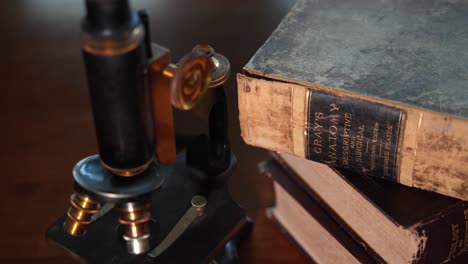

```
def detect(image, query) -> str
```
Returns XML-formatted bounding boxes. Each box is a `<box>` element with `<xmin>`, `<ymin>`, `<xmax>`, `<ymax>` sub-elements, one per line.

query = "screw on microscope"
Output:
<box><xmin>193</xmin><ymin>44</ymin><xmax>215</xmax><ymax>57</ymax></box>
<box><xmin>118</xmin><ymin>201</ymin><xmax>152</xmax><ymax>255</ymax></box>
<box><xmin>64</xmin><ymin>193</ymin><xmax>100</xmax><ymax>236</ymax></box>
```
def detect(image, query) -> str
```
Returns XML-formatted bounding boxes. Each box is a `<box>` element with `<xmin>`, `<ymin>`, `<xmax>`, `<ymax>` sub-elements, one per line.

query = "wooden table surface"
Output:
<box><xmin>0</xmin><ymin>0</ymin><xmax>308</xmax><ymax>263</ymax></box>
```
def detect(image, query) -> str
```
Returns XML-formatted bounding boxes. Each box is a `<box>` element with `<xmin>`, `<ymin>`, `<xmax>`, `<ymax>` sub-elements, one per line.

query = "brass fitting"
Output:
<box><xmin>64</xmin><ymin>193</ymin><xmax>100</xmax><ymax>236</ymax></box>
<box><xmin>148</xmin><ymin>44</ymin><xmax>213</xmax><ymax>165</ymax></box>
<box><xmin>193</xmin><ymin>44</ymin><xmax>231</xmax><ymax>88</ymax></box>
<box><xmin>118</xmin><ymin>201</ymin><xmax>152</xmax><ymax>255</ymax></box>
<box><xmin>167</xmin><ymin>52</ymin><xmax>213</xmax><ymax>110</ymax></box>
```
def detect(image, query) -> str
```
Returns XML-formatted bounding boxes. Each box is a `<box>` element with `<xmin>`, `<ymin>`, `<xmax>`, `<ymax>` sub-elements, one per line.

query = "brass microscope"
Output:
<box><xmin>46</xmin><ymin>1</ymin><xmax>249</xmax><ymax>263</ymax></box>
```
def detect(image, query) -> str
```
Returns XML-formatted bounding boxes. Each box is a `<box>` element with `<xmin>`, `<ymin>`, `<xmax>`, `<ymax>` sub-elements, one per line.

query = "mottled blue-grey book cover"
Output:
<box><xmin>246</xmin><ymin>0</ymin><xmax>468</xmax><ymax>119</ymax></box>
<box><xmin>239</xmin><ymin>0</ymin><xmax>468</xmax><ymax>201</ymax></box>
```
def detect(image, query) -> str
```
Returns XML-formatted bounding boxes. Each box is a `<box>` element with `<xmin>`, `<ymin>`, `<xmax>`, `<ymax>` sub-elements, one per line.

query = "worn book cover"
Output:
<box><xmin>261</xmin><ymin>159</ymin><xmax>380</xmax><ymax>263</ymax></box>
<box><xmin>238</xmin><ymin>0</ymin><xmax>468</xmax><ymax>200</ymax></box>
<box><xmin>266</xmin><ymin>152</ymin><xmax>468</xmax><ymax>263</ymax></box>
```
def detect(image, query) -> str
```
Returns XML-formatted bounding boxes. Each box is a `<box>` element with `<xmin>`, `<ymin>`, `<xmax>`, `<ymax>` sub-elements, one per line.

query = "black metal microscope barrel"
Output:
<box><xmin>81</xmin><ymin>0</ymin><xmax>154</xmax><ymax>176</ymax></box>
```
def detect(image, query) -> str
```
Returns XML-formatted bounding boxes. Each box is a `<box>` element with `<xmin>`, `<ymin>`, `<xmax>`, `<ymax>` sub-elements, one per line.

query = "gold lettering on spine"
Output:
<box><xmin>326</xmin><ymin>104</ymin><xmax>339</xmax><ymax>165</ymax></box>
<box><xmin>355</xmin><ymin>125</ymin><xmax>365</xmax><ymax>163</ymax></box>
<box><xmin>342</xmin><ymin>113</ymin><xmax>352</xmax><ymax>168</ymax></box>
<box><xmin>443</xmin><ymin>208</ymin><xmax>468</xmax><ymax>262</ymax></box>
<box><xmin>329</xmin><ymin>103</ymin><xmax>340</xmax><ymax>112</ymax></box>
<box><xmin>370</xmin><ymin>122</ymin><xmax>379</xmax><ymax>171</ymax></box>
<box><xmin>312</xmin><ymin>112</ymin><xmax>324</xmax><ymax>154</ymax></box>
<box><xmin>460</xmin><ymin>209</ymin><xmax>468</xmax><ymax>254</ymax></box>
<box><xmin>304</xmin><ymin>89</ymin><xmax>402</xmax><ymax>180</ymax></box>
<box><xmin>447</xmin><ymin>224</ymin><xmax>460</xmax><ymax>260</ymax></box>
<box><xmin>383</xmin><ymin>122</ymin><xmax>393</xmax><ymax>177</ymax></box>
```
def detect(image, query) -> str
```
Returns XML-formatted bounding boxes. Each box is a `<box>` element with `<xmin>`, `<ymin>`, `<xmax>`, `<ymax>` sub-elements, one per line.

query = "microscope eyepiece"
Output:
<box><xmin>81</xmin><ymin>0</ymin><xmax>154</xmax><ymax>176</ymax></box>
<box><xmin>83</xmin><ymin>0</ymin><xmax>135</xmax><ymax>38</ymax></box>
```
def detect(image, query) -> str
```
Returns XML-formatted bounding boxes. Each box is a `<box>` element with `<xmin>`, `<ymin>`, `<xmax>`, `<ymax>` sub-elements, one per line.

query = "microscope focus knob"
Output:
<box><xmin>165</xmin><ymin>52</ymin><xmax>213</xmax><ymax>110</ymax></box>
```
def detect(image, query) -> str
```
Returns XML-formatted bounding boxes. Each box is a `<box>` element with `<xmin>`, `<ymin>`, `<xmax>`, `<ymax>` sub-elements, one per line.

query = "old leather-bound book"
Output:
<box><xmin>261</xmin><ymin>159</ymin><xmax>378</xmax><ymax>263</ymax></box>
<box><xmin>238</xmin><ymin>0</ymin><xmax>468</xmax><ymax>200</ymax></box>
<box><xmin>261</xmin><ymin>152</ymin><xmax>468</xmax><ymax>263</ymax></box>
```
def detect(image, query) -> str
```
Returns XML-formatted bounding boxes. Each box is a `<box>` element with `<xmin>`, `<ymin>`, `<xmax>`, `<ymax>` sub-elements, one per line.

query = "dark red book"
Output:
<box><xmin>262</xmin><ymin>158</ymin><xmax>379</xmax><ymax>263</ymax></box>
<box><xmin>261</xmin><ymin>153</ymin><xmax>468</xmax><ymax>263</ymax></box>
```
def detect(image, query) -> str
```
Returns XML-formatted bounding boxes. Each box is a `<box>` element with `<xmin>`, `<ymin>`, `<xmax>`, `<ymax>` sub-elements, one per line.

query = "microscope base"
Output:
<box><xmin>46</xmin><ymin>152</ymin><xmax>249</xmax><ymax>263</ymax></box>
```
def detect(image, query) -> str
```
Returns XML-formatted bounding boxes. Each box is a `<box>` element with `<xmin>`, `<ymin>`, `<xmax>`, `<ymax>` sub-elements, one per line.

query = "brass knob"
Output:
<box><xmin>167</xmin><ymin>51</ymin><xmax>213</xmax><ymax>110</ymax></box>
<box><xmin>193</xmin><ymin>44</ymin><xmax>230</xmax><ymax>88</ymax></box>
<box><xmin>64</xmin><ymin>193</ymin><xmax>100</xmax><ymax>236</ymax></box>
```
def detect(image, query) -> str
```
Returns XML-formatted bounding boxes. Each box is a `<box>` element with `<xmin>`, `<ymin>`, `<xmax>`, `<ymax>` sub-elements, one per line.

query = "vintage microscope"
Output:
<box><xmin>46</xmin><ymin>1</ymin><xmax>250</xmax><ymax>263</ymax></box>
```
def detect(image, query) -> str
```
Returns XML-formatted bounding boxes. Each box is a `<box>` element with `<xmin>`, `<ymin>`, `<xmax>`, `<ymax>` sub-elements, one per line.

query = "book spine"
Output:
<box><xmin>260</xmin><ymin>158</ymin><xmax>383</xmax><ymax>263</ymax></box>
<box><xmin>304</xmin><ymin>88</ymin><xmax>403</xmax><ymax>183</ymax></box>
<box><xmin>415</xmin><ymin>203</ymin><xmax>468</xmax><ymax>263</ymax></box>
<box><xmin>266</xmin><ymin>153</ymin><xmax>468</xmax><ymax>263</ymax></box>
<box><xmin>238</xmin><ymin>73</ymin><xmax>468</xmax><ymax>201</ymax></box>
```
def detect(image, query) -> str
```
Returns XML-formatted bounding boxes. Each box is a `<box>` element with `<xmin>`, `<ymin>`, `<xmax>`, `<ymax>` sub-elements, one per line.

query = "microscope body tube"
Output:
<box><xmin>81</xmin><ymin>0</ymin><xmax>154</xmax><ymax>176</ymax></box>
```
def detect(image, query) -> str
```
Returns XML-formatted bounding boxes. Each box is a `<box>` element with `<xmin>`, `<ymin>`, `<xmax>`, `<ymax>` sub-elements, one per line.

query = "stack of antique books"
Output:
<box><xmin>237</xmin><ymin>0</ymin><xmax>468</xmax><ymax>262</ymax></box>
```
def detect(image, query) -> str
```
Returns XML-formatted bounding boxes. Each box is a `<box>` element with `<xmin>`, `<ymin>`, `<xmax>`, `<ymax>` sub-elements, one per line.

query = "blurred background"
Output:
<box><xmin>0</xmin><ymin>0</ymin><xmax>312</xmax><ymax>263</ymax></box>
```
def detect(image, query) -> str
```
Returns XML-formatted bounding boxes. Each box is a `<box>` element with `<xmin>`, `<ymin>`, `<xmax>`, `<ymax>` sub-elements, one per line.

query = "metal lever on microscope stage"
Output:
<box><xmin>148</xmin><ymin>195</ymin><xmax>208</xmax><ymax>258</ymax></box>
